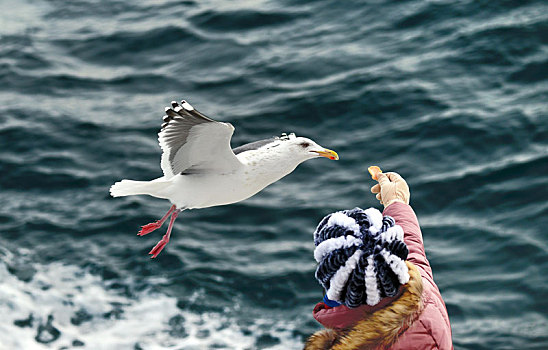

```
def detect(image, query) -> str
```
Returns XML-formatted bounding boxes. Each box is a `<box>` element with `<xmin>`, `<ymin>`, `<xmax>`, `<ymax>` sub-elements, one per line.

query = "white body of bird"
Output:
<box><xmin>110</xmin><ymin>99</ymin><xmax>338</xmax><ymax>258</ymax></box>
<box><xmin>111</xmin><ymin>135</ymin><xmax>327</xmax><ymax>208</ymax></box>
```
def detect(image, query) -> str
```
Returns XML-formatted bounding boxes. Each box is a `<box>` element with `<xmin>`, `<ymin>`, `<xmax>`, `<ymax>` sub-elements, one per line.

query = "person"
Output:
<box><xmin>304</xmin><ymin>172</ymin><xmax>453</xmax><ymax>350</ymax></box>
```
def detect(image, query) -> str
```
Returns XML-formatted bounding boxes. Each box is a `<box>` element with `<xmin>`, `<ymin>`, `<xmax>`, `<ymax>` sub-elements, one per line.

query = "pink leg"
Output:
<box><xmin>138</xmin><ymin>205</ymin><xmax>176</xmax><ymax>236</ymax></box>
<box><xmin>149</xmin><ymin>209</ymin><xmax>180</xmax><ymax>258</ymax></box>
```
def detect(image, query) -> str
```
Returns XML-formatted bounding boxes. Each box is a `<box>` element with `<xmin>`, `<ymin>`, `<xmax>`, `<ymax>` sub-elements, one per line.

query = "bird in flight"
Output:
<box><xmin>110</xmin><ymin>99</ymin><xmax>339</xmax><ymax>258</ymax></box>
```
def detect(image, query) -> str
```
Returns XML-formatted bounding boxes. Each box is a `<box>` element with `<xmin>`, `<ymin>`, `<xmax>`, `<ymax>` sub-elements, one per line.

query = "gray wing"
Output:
<box><xmin>158</xmin><ymin>100</ymin><xmax>242</xmax><ymax>178</ymax></box>
<box><xmin>232</xmin><ymin>138</ymin><xmax>278</xmax><ymax>155</ymax></box>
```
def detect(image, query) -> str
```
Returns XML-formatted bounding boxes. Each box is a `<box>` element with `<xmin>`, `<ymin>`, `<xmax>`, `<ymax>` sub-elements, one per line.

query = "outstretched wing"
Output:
<box><xmin>158</xmin><ymin>100</ymin><xmax>242</xmax><ymax>178</ymax></box>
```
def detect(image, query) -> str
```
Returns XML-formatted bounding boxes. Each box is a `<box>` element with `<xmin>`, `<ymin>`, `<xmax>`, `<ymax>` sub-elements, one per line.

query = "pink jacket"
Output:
<box><xmin>306</xmin><ymin>202</ymin><xmax>453</xmax><ymax>350</ymax></box>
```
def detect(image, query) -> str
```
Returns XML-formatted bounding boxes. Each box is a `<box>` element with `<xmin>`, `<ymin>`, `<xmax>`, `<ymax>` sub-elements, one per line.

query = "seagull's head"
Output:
<box><xmin>281</xmin><ymin>134</ymin><xmax>339</xmax><ymax>161</ymax></box>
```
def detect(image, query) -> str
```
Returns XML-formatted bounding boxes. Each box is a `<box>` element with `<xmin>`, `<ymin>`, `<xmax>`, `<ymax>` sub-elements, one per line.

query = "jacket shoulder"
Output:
<box><xmin>417</xmin><ymin>298</ymin><xmax>453</xmax><ymax>349</ymax></box>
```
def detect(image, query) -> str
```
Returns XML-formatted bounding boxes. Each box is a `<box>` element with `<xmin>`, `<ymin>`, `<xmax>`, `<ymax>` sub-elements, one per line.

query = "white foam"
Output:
<box><xmin>0</xmin><ymin>259</ymin><xmax>302</xmax><ymax>349</ymax></box>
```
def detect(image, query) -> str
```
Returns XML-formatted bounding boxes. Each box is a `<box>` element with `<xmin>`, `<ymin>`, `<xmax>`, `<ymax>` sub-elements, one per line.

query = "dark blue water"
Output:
<box><xmin>1</xmin><ymin>0</ymin><xmax>547</xmax><ymax>349</ymax></box>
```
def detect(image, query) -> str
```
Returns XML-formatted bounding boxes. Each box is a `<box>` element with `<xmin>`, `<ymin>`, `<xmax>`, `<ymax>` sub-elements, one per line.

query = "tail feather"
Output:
<box><xmin>110</xmin><ymin>179</ymin><xmax>170</xmax><ymax>198</ymax></box>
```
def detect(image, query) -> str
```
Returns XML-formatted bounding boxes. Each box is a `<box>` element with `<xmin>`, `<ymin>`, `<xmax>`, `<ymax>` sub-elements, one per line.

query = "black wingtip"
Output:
<box><xmin>165</xmin><ymin>108</ymin><xmax>178</xmax><ymax>117</ymax></box>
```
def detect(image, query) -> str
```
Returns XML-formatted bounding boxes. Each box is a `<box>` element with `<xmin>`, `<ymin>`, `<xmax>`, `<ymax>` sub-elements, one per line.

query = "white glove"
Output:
<box><xmin>370</xmin><ymin>172</ymin><xmax>410</xmax><ymax>208</ymax></box>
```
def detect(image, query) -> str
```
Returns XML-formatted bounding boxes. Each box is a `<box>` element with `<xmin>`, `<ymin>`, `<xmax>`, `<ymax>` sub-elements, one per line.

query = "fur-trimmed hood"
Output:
<box><xmin>304</xmin><ymin>261</ymin><xmax>424</xmax><ymax>350</ymax></box>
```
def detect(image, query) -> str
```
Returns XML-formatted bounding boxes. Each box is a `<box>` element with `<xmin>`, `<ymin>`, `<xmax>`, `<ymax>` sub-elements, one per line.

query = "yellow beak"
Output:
<box><xmin>313</xmin><ymin>149</ymin><xmax>339</xmax><ymax>160</ymax></box>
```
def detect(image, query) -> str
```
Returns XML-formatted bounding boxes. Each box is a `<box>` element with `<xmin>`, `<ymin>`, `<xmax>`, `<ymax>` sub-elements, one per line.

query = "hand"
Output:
<box><xmin>370</xmin><ymin>172</ymin><xmax>410</xmax><ymax>208</ymax></box>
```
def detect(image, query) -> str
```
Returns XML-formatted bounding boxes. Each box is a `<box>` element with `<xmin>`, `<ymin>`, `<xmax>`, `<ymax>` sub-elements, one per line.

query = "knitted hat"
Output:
<box><xmin>313</xmin><ymin>207</ymin><xmax>410</xmax><ymax>308</ymax></box>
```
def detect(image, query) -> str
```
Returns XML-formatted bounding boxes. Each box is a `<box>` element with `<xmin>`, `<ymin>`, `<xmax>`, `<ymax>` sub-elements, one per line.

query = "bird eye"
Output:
<box><xmin>300</xmin><ymin>142</ymin><xmax>311</xmax><ymax>148</ymax></box>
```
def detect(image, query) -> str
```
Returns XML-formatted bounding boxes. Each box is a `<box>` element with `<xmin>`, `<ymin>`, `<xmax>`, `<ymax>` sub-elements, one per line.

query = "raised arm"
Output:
<box><xmin>383</xmin><ymin>201</ymin><xmax>433</xmax><ymax>281</ymax></box>
<box><xmin>371</xmin><ymin>172</ymin><xmax>433</xmax><ymax>282</ymax></box>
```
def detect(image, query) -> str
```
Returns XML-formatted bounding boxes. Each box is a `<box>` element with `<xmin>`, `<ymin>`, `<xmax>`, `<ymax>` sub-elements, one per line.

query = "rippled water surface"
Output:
<box><xmin>1</xmin><ymin>0</ymin><xmax>547</xmax><ymax>349</ymax></box>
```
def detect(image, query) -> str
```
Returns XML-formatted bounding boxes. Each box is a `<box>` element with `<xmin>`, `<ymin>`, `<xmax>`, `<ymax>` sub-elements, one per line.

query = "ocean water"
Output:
<box><xmin>0</xmin><ymin>0</ymin><xmax>547</xmax><ymax>349</ymax></box>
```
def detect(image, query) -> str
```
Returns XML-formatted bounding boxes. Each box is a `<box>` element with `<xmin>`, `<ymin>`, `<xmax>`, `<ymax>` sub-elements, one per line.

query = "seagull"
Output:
<box><xmin>110</xmin><ymin>99</ymin><xmax>339</xmax><ymax>258</ymax></box>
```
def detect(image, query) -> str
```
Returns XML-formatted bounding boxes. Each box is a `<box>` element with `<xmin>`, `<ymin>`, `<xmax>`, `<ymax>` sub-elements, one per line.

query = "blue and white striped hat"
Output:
<box><xmin>314</xmin><ymin>207</ymin><xmax>410</xmax><ymax>308</ymax></box>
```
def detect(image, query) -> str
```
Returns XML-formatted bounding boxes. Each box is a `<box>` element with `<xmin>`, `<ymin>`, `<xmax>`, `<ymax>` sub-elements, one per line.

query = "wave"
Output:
<box><xmin>0</xmin><ymin>252</ymin><xmax>303</xmax><ymax>349</ymax></box>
